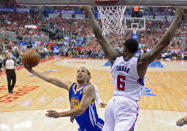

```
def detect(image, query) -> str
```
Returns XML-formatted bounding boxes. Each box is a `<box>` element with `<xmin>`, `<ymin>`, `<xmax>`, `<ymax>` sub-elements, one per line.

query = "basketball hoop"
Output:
<box><xmin>97</xmin><ymin>6</ymin><xmax>126</xmax><ymax>37</ymax></box>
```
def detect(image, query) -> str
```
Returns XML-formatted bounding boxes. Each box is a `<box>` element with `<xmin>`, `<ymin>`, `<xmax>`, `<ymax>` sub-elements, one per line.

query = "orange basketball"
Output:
<box><xmin>22</xmin><ymin>49</ymin><xmax>40</xmax><ymax>67</ymax></box>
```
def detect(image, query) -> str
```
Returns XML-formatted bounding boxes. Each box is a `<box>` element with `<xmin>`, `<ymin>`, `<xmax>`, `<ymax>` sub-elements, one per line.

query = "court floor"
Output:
<box><xmin>0</xmin><ymin>56</ymin><xmax>187</xmax><ymax>131</ymax></box>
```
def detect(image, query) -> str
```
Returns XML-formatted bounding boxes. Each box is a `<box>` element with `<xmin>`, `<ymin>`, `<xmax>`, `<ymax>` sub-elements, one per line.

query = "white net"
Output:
<box><xmin>97</xmin><ymin>6</ymin><xmax>126</xmax><ymax>36</ymax></box>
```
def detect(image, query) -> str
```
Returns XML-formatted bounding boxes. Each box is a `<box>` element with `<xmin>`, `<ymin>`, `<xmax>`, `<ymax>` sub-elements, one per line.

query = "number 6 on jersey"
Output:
<box><xmin>117</xmin><ymin>75</ymin><xmax>126</xmax><ymax>91</ymax></box>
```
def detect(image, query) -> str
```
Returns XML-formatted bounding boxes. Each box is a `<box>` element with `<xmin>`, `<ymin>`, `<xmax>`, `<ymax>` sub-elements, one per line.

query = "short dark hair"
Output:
<box><xmin>123</xmin><ymin>39</ymin><xmax>139</xmax><ymax>53</ymax></box>
<box><xmin>86</xmin><ymin>69</ymin><xmax>91</xmax><ymax>78</ymax></box>
<box><xmin>80</xmin><ymin>67</ymin><xmax>91</xmax><ymax>76</ymax></box>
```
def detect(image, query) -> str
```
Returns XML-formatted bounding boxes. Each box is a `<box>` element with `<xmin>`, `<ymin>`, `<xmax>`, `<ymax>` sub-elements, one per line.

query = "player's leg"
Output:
<box><xmin>6</xmin><ymin>71</ymin><xmax>12</xmax><ymax>93</ymax></box>
<box><xmin>0</xmin><ymin>61</ymin><xmax>2</xmax><ymax>71</ymax></box>
<box><xmin>113</xmin><ymin>96</ymin><xmax>139</xmax><ymax>131</ymax></box>
<box><xmin>102</xmin><ymin>98</ymin><xmax>115</xmax><ymax>131</ymax></box>
<box><xmin>11</xmin><ymin>71</ymin><xmax>16</xmax><ymax>93</ymax></box>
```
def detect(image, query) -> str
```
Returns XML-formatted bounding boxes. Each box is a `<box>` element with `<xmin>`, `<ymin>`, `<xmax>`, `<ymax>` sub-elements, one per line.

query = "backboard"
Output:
<box><xmin>16</xmin><ymin>0</ymin><xmax>187</xmax><ymax>6</ymax></box>
<box><xmin>125</xmin><ymin>17</ymin><xmax>146</xmax><ymax>31</ymax></box>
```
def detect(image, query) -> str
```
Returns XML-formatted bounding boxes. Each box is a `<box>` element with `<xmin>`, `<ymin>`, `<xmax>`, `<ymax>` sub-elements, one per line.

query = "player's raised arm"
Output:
<box><xmin>46</xmin><ymin>84</ymin><xmax>95</xmax><ymax>117</ymax></box>
<box><xmin>85</xmin><ymin>6</ymin><xmax>122</xmax><ymax>64</ymax></box>
<box><xmin>24</xmin><ymin>65</ymin><xmax>68</xmax><ymax>91</ymax></box>
<box><xmin>138</xmin><ymin>8</ymin><xmax>184</xmax><ymax>66</ymax></box>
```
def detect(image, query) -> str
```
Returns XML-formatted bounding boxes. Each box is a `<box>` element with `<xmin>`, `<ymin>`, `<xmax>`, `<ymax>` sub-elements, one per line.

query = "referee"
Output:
<box><xmin>3</xmin><ymin>52</ymin><xmax>17</xmax><ymax>94</ymax></box>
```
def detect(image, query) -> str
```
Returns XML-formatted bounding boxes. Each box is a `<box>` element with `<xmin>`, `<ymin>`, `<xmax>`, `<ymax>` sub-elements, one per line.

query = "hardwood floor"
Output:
<box><xmin>0</xmin><ymin>56</ymin><xmax>187</xmax><ymax>130</ymax></box>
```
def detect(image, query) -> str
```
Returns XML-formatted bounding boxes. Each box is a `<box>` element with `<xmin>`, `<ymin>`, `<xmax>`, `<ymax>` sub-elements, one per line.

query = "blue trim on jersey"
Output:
<box><xmin>129</xmin><ymin>111</ymin><xmax>138</xmax><ymax>131</ymax></box>
<box><xmin>69</xmin><ymin>83</ymin><xmax>104</xmax><ymax>131</ymax></box>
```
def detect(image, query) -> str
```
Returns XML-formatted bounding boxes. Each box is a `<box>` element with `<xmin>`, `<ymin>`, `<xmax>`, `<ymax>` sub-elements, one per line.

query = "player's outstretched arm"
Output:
<box><xmin>138</xmin><ymin>8</ymin><xmax>184</xmax><ymax>66</ymax></box>
<box><xmin>24</xmin><ymin>65</ymin><xmax>68</xmax><ymax>91</ymax></box>
<box><xmin>93</xmin><ymin>84</ymin><xmax>106</xmax><ymax>107</ymax></box>
<box><xmin>85</xmin><ymin>6</ymin><xmax>122</xmax><ymax>64</ymax></box>
<box><xmin>46</xmin><ymin>84</ymin><xmax>95</xmax><ymax>118</ymax></box>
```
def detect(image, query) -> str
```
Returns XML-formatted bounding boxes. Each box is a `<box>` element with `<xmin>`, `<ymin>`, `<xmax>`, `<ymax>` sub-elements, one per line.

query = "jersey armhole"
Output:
<box><xmin>68</xmin><ymin>85</ymin><xmax>71</xmax><ymax>91</ymax></box>
<box><xmin>111</xmin><ymin>56</ymin><xmax>121</xmax><ymax>71</ymax></box>
<box><xmin>68</xmin><ymin>83</ymin><xmax>75</xmax><ymax>91</ymax></box>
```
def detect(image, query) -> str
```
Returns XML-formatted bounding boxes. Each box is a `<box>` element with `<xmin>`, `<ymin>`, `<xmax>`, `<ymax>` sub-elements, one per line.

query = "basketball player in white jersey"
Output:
<box><xmin>85</xmin><ymin>6</ymin><xmax>184</xmax><ymax>131</ymax></box>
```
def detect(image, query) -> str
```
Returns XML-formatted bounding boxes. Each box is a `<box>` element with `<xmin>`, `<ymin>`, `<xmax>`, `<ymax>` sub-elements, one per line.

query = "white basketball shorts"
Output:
<box><xmin>102</xmin><ymin>96</ymin><xmax>139</xmax><ymax>131</ymax></box>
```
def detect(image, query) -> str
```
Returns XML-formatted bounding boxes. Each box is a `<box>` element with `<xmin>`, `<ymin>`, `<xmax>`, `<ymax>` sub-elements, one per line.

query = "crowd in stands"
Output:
<box><xmin>0</xmin><ymin>10</ymin><xmax>45</xmax><ymax>38</ymax></box>
<box><xmin>0</xmin><ymin>0</ymin><xmax>19</xmax><ymax>8</ymax></box>
<box><xmin>0</xmin><ymin>6</ymin><xmax>187</xmax><ymax>71</ymax></box>
<box><xmin>138</xmin><ymin>20</ymin><xmax>187</xmax><ymax>59</ymax></box>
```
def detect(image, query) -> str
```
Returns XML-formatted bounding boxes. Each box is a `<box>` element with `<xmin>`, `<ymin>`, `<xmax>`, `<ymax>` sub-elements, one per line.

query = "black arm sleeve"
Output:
<box><xmin>12</xmin><ymin>58</ymin><xmax>17</xmax><ymax>66</ymax></box>
<box><xmin>3</xmin><ymin>58</ymin><xmax>7</xmax><ymax>67</ymax></box>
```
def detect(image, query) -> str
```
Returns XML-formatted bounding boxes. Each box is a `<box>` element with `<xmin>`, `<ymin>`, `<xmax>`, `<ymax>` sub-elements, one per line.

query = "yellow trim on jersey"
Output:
<box><xmin>82</xmin><ymin>87</ymin><xmax>85</xmax><ymax>95</ymax></box>
<box><xmin>68</xmin><ymin>83</ymin><xmax>73</xmax><ymax>91</ymax></box>
<box><xmin>68</xmin><ymin>85</ymin><xmax>70</xmax><ymax>91</ymax></box>
<box><xmin>82</xmin><ymin>84</ymin><xmax>88</xmax><ymax>95</ymax></box>
<box><xmin>91</xmin><ymin>98</ymin><xmax>95</xmax><ymax>104</ymax></box>
<box><xmin>73</xmin><ymin>83</ymin><xmax>88</xmax><ymax>95</ymax></box>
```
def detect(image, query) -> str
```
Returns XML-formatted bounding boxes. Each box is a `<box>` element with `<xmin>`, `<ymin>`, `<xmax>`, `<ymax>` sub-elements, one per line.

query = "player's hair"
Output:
<box><xmin>123</xmin><ymin>39</ymin><xmax>139</xmax><ymax>53</ymax></box>
<box><xmin>80</xmin><ymin>67</ymin><xmax>91</xmax><ymax>83</ymax></box>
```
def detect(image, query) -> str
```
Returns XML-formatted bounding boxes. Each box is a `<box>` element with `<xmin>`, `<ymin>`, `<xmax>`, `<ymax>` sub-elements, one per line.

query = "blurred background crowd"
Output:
<box><xmin>0</xmin><ymin>0</ymin><xmax>187</xmax><ymax>72</ymax></box>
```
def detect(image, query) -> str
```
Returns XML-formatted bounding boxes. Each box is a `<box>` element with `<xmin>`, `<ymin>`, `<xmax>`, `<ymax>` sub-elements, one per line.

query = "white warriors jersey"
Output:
<box><xmin>111</xmin><ymin>56</ymin><xmax>144</xmax><ymax>101</ymax></box>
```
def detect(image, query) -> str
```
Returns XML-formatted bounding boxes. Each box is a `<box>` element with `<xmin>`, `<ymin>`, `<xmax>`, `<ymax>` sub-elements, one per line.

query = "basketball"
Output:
<box><xmin>22</xmin><ymin>49</ymin><xmax>40</xmax><ymax>67</ymax></box>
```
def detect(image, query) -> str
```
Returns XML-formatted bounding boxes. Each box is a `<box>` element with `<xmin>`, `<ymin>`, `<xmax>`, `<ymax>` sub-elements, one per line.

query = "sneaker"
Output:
<box><xmin>9</xmin><ymin>91</ymin><xmax>13</xmax><ymax>94</ymax></box>
<box><xmin>176</xmin><ymin>118</ymin><xmax>187</xmax><ymax>127</ymax></box>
